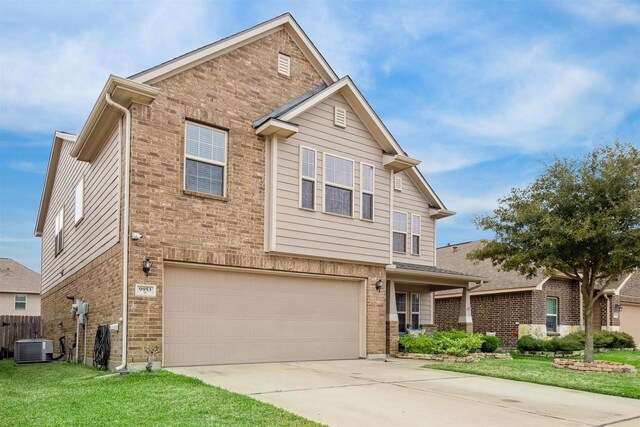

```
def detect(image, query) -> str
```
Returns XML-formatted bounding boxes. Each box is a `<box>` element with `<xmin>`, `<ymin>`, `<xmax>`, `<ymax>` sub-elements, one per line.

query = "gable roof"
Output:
<box><xmin>130</xmin><ymin>13</ymin><xmax>338</xmax><ymax>85</ymax></box>
<box><xmin>0</xmin><ymin>258</ymin><xmax>41</xmax><ymax>294</ymax></box>
<box><xmin>34</xmin><ymin>131</ymin><xmax>77</xmax><ymax>237</ymax></box>
<box><xmin>435</xmin><ymin>240</ymin><xmax>550</xmax><ymax>295</ymax></box>
<box><xmin>253</xmin><ymin>76</ymin><xmax>449</xmax><ymax>211</ymax></box>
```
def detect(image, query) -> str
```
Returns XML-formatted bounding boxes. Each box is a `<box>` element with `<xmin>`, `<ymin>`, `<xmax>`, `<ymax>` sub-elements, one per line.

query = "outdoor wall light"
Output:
<box><xmin>142</xmin><ymin>258</ymin><xmax>153</xmax><ymax>276</ymax></box>
<box><xmin>614</xmin><ymin>303</ymin><xmax>622</xmax><ymax>312</ymax></box>
<box><xmin>375</xmin><ymin>279</ymin><xmax>384</xmax><ymax>292</ymax></box>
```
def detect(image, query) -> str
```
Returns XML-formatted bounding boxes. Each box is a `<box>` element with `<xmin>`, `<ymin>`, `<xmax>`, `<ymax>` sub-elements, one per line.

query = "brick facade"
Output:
<box><xmin>124</xmin><ymin>30</ymin><xmax>387</xmax><ymax>364</ymax></box>
<box><xmin>434</xmin><ymin>279</ymin><xmax>581</xmax><ymax>349</ymax></box>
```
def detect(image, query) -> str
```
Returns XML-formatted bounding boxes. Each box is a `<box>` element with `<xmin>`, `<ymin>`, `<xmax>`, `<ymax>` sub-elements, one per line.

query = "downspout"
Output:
<box><xmin>105</xmin><ymin>93</ymin><xmax>131</xmax><ymax>372</ymax></box>
<box><xmin>604</xmin><ymin>294</ymin><xmax>611</xmax><ymax>332</ymax></box>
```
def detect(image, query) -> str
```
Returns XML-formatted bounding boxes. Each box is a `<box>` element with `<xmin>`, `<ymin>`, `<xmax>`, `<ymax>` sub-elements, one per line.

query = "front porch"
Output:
<box><xmin>385</xmin><ymin>263</ymin><xmax>486</xmax><ymax>355</ymax></box>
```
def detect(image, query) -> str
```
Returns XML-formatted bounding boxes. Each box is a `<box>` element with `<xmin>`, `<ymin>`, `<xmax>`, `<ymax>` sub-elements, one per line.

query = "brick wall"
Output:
<box><xmin>41</xmin><ymin>244</ymin><xmax>123</xmax><ymax>368</ymax></box>
<box><xmin>532</xmin><ymin>279</ymin><xmax>581</xmax><ymax>327</ymax></box>
<box><xmin>435</xmin><ymin>291</ymin><xmax>534</xmax><ymax>348</ymax></box>
<box><xmin>125</xmin><ymin>29</ymin><xmax>387</xmax><ymax>364</ymax></box>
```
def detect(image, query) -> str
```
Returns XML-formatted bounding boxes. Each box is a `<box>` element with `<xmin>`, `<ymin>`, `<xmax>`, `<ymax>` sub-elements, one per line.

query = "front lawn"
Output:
<box><xmin>0</xmin><ymin>359</ymin><xmax>319</xmax><ymax>426</ymax></box>
<box><xmin>425</xmin><ymin>351</ymin><xmax>640</xmax><ymax>399</ymax></box>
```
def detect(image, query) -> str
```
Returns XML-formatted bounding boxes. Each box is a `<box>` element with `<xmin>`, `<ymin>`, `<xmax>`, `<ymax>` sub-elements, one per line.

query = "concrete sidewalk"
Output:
<box><xmin>168</xmin><ymin>358</ymin><xmax>640</xmax><ymax>427</ymax></box>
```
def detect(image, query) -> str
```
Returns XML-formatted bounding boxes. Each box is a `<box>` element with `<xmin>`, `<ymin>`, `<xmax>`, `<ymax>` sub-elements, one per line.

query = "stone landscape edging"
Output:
<box><xmin>552</xmin><ymin>358</ymin><xmax>637</xmax><ymax>374</ymax></box>
<box><xmin>396</xmin><ymin>352</ymin><xmax>512</xmax><ymax>363</ymax></box>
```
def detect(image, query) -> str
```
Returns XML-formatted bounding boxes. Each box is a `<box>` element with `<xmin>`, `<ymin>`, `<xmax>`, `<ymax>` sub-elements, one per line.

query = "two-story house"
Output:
<box><xmin>35</xmin><ymin>14</ymin><xmax>484</xmax><ymax>370</ymax></box>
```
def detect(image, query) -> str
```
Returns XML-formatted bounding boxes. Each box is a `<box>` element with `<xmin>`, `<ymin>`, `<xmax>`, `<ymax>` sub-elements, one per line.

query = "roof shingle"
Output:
<box><xmin>0</xmin><ymin>258</ymin><xmax>41</xmax><ymax>294</ymax></box>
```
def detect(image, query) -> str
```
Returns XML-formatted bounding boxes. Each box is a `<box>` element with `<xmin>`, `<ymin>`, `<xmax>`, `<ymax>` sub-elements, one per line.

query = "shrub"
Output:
<box><xmin>480</xmin><ymin>335</ymin><xmax>500</xmax><ymax>353</ymax></box>
<box><xmin>550</xmin><ymin>334</ymin><xmax>584</xmax><ymax>352</ymax></box>
<box><xmin>399</xmin><ymin>330</ymin><xmax>483</xmax><ymax>356</ymax></box>
<box><xmin>593</xmin><ymin>331</ymin><xmax>614</xmax><ymax>348</ymax></box>
<box><xmin>516</xmin><ymin>335</ymin><xmax>545</xmax><ymax>352</ymax></box>
<box><xmin>610</xmin><ymin>331</ymin><xmax>636</xmax><ymax>349</ymax></box>
<box><xmin>398</xmin><ymin>333</ymin><xmax>435</xmax><ymax>354</ymax></box>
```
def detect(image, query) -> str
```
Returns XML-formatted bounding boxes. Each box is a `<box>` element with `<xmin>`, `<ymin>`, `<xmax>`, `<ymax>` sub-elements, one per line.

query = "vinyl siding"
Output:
<box><xmin>392</xmin><ymin>170</ymin><xmax>436</xmax><ymax>265</ymax></box>
<box><xmin>0</xmin><ymin>292</ymin><xmax>41</xmax><ymax>316</ymax></box>
<box><xmin>41</xmin><ymin>127</ymin><xmax>121</xmax><ymax>293</ymax></box>
<box><xmin>275</xmin><ymin>93</ymin><xmax>391</xmax><ymax>265</ymax></box>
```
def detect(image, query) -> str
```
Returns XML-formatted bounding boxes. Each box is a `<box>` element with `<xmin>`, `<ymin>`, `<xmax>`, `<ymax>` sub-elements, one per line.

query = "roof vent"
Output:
<box><xmin>394</xmin><ymin>176</ymin><xmax>403</xmax><ymax>191</ymax></box>
<box><xmin>277</xmin><ymin>53</ymin><xmax>290</xmax><ymax>77</ymax></box>
<box><xmin>334</xmin><ymin>106</ymin><xmax>347</xmax><ymax>128</ymax></box>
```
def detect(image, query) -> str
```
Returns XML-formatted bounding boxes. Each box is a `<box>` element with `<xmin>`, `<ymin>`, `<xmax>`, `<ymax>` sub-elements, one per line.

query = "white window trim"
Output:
<box><xmin>183</xmin><ymin>121</ymin><xmax>228</xmax><ymax>197</ymax></box>
<box><xmin>411</xmin><ymin>214</ymin><xmax>421</xmax><ymax>255</ymax></box>
<box><xmin>74</xmin><ymin>177</ymin><xmax>84</xmax><ymax>225</ymax></box>
<box><xmin>299</xmin><ymin>145</ymin><xmax>317</xmax><ymax>211</ymax></box>
<box><xmin>323</xmin><ymin>152</ymin><xmax>355</xmax><ymax>218</ymax></box>
<box><xmin>393</xmin><ymin>210</ymin><xmax>408</xmax><ymax>253</ymax></box>
<box><xmin>396</xmin><ymin>292</ymin><xmax>407</xmax><ymax>330</ymax></box>
<box><xmin>546</xmin><ymin>296</ymin><xmax>558</xmax><ymax>332</ymax></box>
<box><xmin>411</xmin><ymin>293</ymin><xmax>420</xmax><ymax>328</ymax></box>
<box><xmin>360</xmin><ymin>162</ymin><xmax>375</xmax><ymax>221</ymax></box>
<box><xmin>14</xmin><ymin>293</ymin><xmax>27</xmax><ymax>310</ymax></box>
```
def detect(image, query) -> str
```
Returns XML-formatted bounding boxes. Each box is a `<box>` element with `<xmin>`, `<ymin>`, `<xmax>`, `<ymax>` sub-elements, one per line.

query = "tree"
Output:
<box><xmin>469</xmin><ymin>142</ymin><xmax>640</xmax><ymax>362</ymax></box>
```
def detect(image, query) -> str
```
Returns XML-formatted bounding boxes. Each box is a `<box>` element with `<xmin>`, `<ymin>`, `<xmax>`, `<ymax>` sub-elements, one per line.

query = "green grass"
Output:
<box><xmin>0</xmin><ymin>359</ymin><xmax>320</xmax><ymax>426</ymax></box>
<box><xmin>425</xmin><ymin>351</ymin><xmax>640</xmax><ymax>399</ymax></box>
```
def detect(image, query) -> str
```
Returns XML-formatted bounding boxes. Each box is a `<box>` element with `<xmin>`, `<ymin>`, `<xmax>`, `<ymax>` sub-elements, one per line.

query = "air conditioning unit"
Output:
<box><xmin>14</xmin><ymin>339</ymin><xmax>53</xmax><ymax>364</ymax></box>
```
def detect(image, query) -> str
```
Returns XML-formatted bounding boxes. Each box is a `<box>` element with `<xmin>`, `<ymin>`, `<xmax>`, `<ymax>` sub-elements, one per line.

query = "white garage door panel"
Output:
<box><xmin>164</xmin><ymin>266</ymin><xmax>361</xmax><ymax>367</ymax></box>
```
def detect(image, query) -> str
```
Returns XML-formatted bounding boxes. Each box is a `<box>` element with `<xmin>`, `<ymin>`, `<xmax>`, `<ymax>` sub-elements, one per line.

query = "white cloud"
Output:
<box><xmin>560</xmin><ymin>0</ymin><xmax>640</xmax><ymax>26</ymax></box>
<box><xmin>7</xmin><ymin>161</ymin><xmax>46</xmax><ymax>173</ymax></box>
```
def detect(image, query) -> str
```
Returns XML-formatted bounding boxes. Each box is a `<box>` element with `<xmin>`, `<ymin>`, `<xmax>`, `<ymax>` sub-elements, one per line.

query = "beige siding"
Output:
<box><xmin>275</xmin><ymin>93</ymin><xmax>391</xmax><ymax>264</ymax></box>
<box><xmin>392</xmin><ymin>170</ymin><xmax>436</xmax><ymax>265</ymax></box>
<box><xmin>41</xmin><ymin>127</ymin><xmax>121</xmax><ymax>293</ymax></box>
<box><xmin>0</xmin><ymin>292</ymin><xmax>41</xmax><ymax>316</ymax></box>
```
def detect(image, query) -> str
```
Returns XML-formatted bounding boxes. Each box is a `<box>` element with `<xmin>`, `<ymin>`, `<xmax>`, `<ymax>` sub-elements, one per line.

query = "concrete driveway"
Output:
<box><xmin>168</xmin><ymin>358</ymin><xmax>640</xmax><ymax>427</ymax></box>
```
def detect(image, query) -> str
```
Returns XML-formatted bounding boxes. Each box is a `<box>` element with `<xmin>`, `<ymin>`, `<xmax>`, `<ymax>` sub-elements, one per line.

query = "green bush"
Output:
<box><xmin>593</xmin><ymin>331</ymin><xmax>614</xmax><ymax>348</ymax></box>
<box><xmin>516</xmin><ymin>335</ymin><xmax>546</xmax><ymax>352</ymax></box>
<box><xmin>550</xmin><ymin>334</ymin><xmax>584</xmax><ymax>352</ymax></box>
<box><xmin>610</xmin><ymin>332</ymin><xmax>636</xmax><ymax>349</ymax></box>
<box><xmin>480</xmin><ymin>335</ymin><xmax>500</xmax><ymax>353</ymax></box>
<box><xmin>398</xmin><ymin>333</ymin><xmax>435</xmax><ymax>354</ymax></box>
<box><xmin>398</xmin><ymin>330</ymin><xmax>483</xmax><ymax>357</ymax></box>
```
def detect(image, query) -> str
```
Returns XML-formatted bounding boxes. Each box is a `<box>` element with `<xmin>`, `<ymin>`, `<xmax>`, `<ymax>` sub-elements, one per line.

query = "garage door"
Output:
<box><xmin>620</xmin><ymin>303</ymin><xmax>640</xmax><ymax>346</ymax></box>
<box><xmin>163</xmin><ymin>265</ymin><xmax>363</xmax><ymax>367</ymax></box>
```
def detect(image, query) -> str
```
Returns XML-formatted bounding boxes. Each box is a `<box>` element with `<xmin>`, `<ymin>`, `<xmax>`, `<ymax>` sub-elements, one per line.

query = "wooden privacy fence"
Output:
<box><xmin>0</xmin><ymin>315</ymin><xmax>41</xmax><ymax>353</ymax></box>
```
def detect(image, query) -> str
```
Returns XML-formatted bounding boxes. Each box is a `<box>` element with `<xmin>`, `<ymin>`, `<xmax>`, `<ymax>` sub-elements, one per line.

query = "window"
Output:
<box><xmin>184</xmin><ymin>122</ymin><xmax>227</xmax><ymax>197</ymax></box>
<box><xmin>411</xmin><ymin>214</ymin><xmax>421</xmax><ymax>255</ymax></box>
<box><xmin>300</xmin><ymin>147</ymin><xmax>316</xmax><ymax>210</ymax></box>
<box><xmin>15</xmin><ymin>294</ymin><xmax>26</xmax><ymax>310</ymax></box>
<box><xmin>393</xmin><ymin>211</ymin><xmax>408</xmax><ymax>253</ymax></box>
<box><xmin>277</xmin><ymin>53</ymin><xmax>290</xmax><ymax>76</ymax></box>
<box><xmin>411</xmin><ymin>293</ymin><xmax>420</xmax><ymax>328</ymax></box>
<box><xmin>54</xmin><ymin>208</ymin><xmax>64</xmax><ymax>256</ymax></box>
<box><xmin>361</xmin><ymin>163</ymin><xmax>374</xmax><ymax>220</ymax></box>
<box><xmin>74</xmin><ymin>178</ymin><xmax>84</xmax><ymax>224</ymax></box>
<box><xmin>396</xmin><ymin>293</ymin><xmax>407</xmax><ymax>333</ymax></box>
<box><xmin>546</xmin><ymin>297</ymin><xmax>558</xmax><ymax>333</ymax></box>
<box><xmin>324</xmin><ymin>153</ymin><xmax>354</xmax><ymax>216</ymax></box>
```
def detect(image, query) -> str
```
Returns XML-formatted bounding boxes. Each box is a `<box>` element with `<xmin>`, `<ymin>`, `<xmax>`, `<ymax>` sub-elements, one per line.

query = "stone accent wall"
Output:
<box><xmin>125</xmin><ymin>30</ymin><xmax>387</xmax><ymax>364</ymax></box>
<box><xmin>41</xmin><ymin>244</ymin><xmax>123</xmax><ymax>368</ymax></box>
<box><xmin>435</xmin><ymin>291</ymin><xmax>533</xmax><ymax>349</ymax></box>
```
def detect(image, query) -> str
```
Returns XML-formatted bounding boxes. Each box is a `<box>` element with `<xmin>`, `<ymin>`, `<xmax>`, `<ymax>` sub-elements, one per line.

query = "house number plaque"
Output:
<box><xmin>135</xmin><ymin>284</ymin><xmax>157</xmax><ymax>297</ymax></box>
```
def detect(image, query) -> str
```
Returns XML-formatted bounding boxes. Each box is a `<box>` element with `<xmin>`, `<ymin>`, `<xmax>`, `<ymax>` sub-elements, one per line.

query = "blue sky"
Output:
<box><xmin>1</xmin><ymin>0</ymin><xmax>639</xmax><ymax>272</ymax></box>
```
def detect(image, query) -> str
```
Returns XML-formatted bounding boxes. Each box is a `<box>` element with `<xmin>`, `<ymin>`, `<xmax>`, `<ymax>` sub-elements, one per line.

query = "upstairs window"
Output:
<box><xmin>54</xmin><ymin>208</ymin><xmax>64</xmax><ymax>256</ymax></box>
<box><xmin>324</xmin><ymin>154</ymin><xmax>353</xmax><ymax>216</ymax></box>
<box><xmin>411</xmin><ymin>214</ymin><xmax>421</xmax><ymax>255</ymax></box>
<box><xmin>184</xmin><ymin>122</ymin><xmax>227</xmax><ymax>197</ymax></box>
<box><xmin>393</xmin><ymin>211</ymin><xmax>407</xmax><ymax>253</ymax></box>
<box><xmin>74</xmin><ymin>178</ymin><xmax>84</xmax><ymax>224</ymax></box>
<box><xmin>361</xmin><ymin>163</ymin><xmax>374</xmax><ymax>220</ymax></box>
<box><xmin>15</xmin><ymin>294</ymin><xmax>26</xmax><ymax>310</ymax></box>
<box><xmin>300</xmin><ymin>146</ymin><xmax>316</xmax><ymax>210</ymax></box>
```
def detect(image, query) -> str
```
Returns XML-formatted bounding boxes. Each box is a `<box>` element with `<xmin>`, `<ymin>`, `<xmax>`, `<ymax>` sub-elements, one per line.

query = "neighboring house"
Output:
<box><xmin>0</xmin><ymin>258</ymin><xmax>41</xmax><ymax>316</ymax></box>
<box><xmin>35</xmin><ymin>14</ymin><xmax>484</xmax><ymax>370</ymax></box>
<box><xmin>434</xmin><ymin>241</ymin><xmax>639</xmax><ymax>348</ymax></box>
